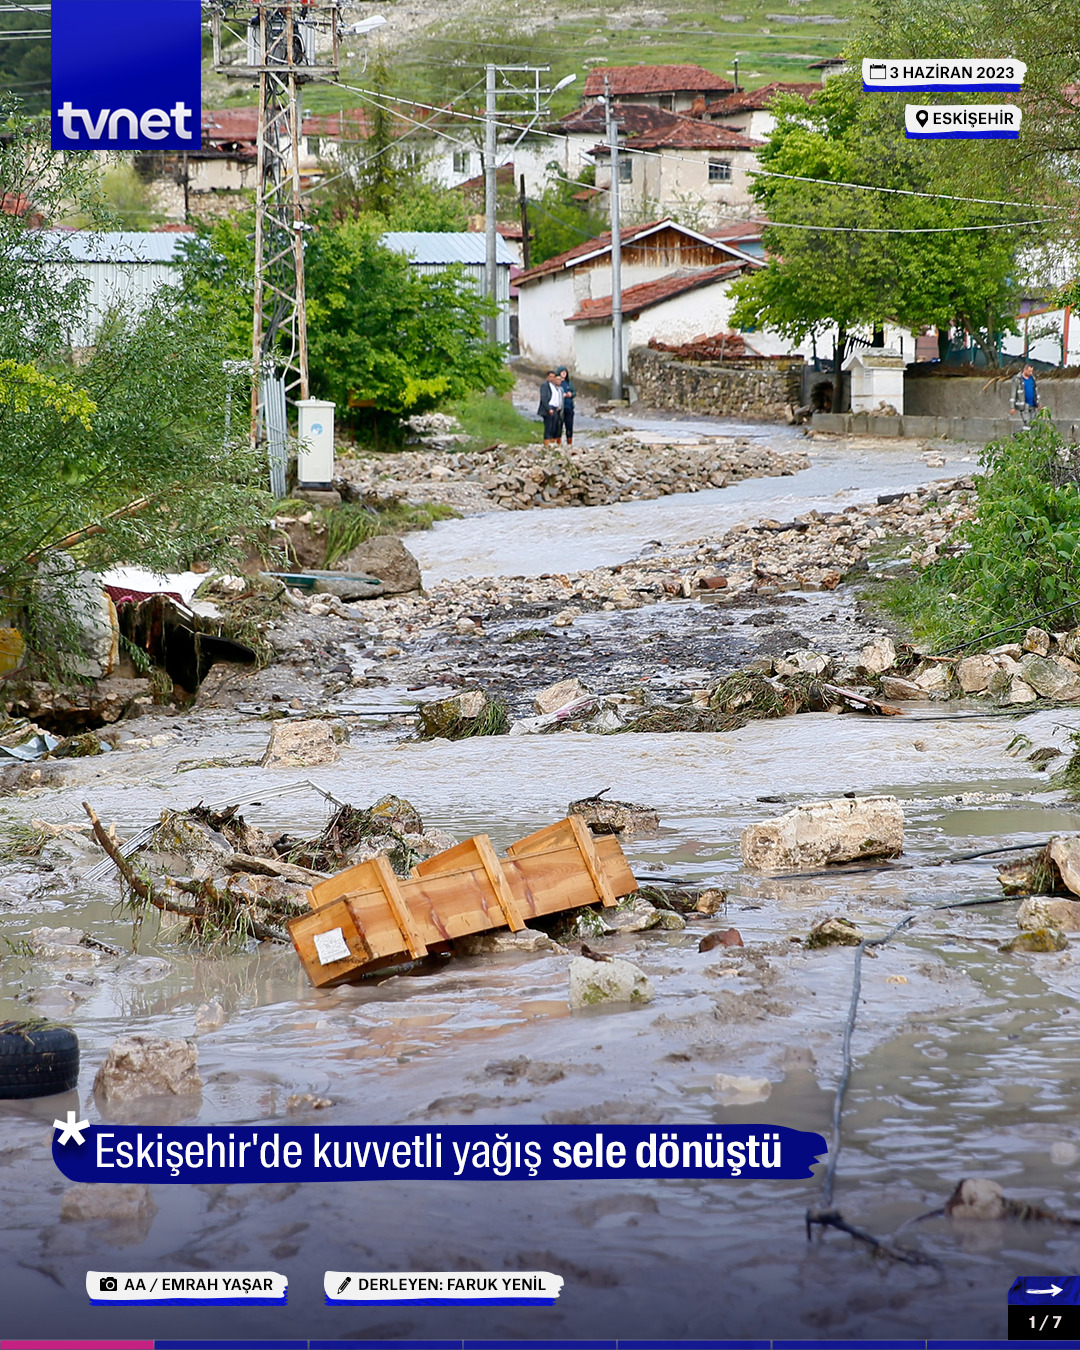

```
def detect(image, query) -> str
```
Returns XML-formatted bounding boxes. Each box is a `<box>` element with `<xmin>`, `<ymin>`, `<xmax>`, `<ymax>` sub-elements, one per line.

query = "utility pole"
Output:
<box><xmin>484</xmin><ymin>62</ymin><xmax>498</xmax><ymax>344</ymax></box>
<box><xmin>482</xmin><ymin>64</ymin><xmax>569</xmax><ymax>346</ymax></box>
<box><xmin>519</xmin><ymin>172</ymin><xmax>531</xmax><ymax>271</ymax></box>
<box><xmin>211</xmin><ymin>2</ymin><xmax>344</xmax><ymax>463</ymax></box>
<box><xmin>605</xmin><ymin>72</ymin><xmax>623</xmax><ymax>402</ymax></box>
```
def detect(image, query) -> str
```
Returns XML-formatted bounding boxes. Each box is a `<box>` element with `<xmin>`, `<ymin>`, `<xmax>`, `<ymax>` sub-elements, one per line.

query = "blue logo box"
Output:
<box><xmin>51</xmin><ymin>0</ymin><xmax>202</xmax><ymax>152</ymax></box>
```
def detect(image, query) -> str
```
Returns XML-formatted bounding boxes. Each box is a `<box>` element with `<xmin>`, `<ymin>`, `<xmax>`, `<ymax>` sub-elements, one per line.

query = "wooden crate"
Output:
<box><xmin>289</xmin><ymin>815</ymin><xmax>639</xmax><ymax>987</ymax></box>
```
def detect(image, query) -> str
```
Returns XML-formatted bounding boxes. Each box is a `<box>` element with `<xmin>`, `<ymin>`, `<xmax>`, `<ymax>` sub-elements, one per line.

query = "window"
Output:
<box><xmin>453</xmin><ymin>148</ymin><xmax>471</xmax><ymax>175</ymax></box>
<box><xmin>618</xmin><ymin>157</ymin><xmax>633</xmax><ymax>183</ymax></box>
<box><xmin>709</xmin><ymin>159</ymin><xmax>732</xmax><ymax>183</ymax></box>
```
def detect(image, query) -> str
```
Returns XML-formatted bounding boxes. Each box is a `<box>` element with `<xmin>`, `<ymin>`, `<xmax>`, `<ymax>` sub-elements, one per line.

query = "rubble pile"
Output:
<box><xmin>335</xmin><ymin>436</ymin><xmax>810</xmax><ymax>514</ymax></box>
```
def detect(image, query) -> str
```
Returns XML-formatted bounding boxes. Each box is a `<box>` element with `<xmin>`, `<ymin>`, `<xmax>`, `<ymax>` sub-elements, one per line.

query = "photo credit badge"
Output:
<box><xmin>905</xmin><ymin>103</ymin><xmax>1021</xmax><ymax>139</ymax></box>
<box><xmin>86</xmin><ymin>1270</ymin><xmax>287</xmax><ymax>1306</ymax></box>
<box><xmin>863</xmin><ymin>58</ymin><xmax>1026</xmax><ymax>92</ymax></box>
<box><xmin>51</xmin><ymin>0</ymin><xmax>202</xmax><ymax>152</ymax></box>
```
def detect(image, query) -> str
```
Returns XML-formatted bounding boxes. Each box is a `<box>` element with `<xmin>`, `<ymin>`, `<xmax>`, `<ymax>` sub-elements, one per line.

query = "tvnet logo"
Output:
<box><xmin>55</xmin><ymin>103</ymin><xmax>195</xmax><ymax>144</ymax></box>
<box><xmin>52</xmin><ymin>0</ymin><xmax>202</xmax><ymax>153</ymax></box>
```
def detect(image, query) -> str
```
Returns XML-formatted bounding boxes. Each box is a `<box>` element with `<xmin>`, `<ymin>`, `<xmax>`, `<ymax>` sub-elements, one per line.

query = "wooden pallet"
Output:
<box><xmin>289</xmin><ymin>816</ymin><xmax>639</xmax><ymax>987</ymax></box>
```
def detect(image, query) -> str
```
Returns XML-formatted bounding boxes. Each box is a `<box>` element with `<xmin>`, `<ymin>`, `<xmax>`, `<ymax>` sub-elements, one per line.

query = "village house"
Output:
<box><xmin>704</xmin><ymin>82</ymin><xmax>820</xmax><ymax>140</ymax></box>
<box><xmin>515</xmin><ymin>217</ymin><xmax>763</xmax><ymax>380</ymax></box>
<box><xmin>591</xmin><ymin>118</ymin><xmax>765</xmax><ymax>226</ymax></box>
<box><xmin>581</xmin><ymin>63</ymin><xmax>733</xmax><ymax>113</ymax></box>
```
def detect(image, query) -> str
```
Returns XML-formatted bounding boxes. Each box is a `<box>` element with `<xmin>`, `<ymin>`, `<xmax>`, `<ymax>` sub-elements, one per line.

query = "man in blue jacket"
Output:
<box><xmin>1012</xmin><ymin>363</ymin><xmax>1039</xmax><ymax>427</ymax></box>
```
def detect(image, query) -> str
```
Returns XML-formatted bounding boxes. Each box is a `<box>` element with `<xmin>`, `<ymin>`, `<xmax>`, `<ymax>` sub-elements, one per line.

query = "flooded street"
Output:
<box><xmin>2</xmin><ymin>426</ymin><xmax>1079</xmax><ymax>1341</ymax></box>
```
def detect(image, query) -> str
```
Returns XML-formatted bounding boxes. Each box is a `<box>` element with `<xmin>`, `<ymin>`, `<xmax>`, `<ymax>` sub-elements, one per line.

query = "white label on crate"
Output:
<box><xmin>314</xmin><ymin>927</ymin><xmax>351</xmax><ymax>965</ymax></box>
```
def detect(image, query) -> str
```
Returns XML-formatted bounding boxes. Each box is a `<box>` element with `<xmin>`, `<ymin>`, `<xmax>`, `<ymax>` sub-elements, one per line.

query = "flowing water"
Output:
<box><xmin>2</xmin><ymin>430</ymin><xmax>1077</xmax><ymax>1342</ymax></box>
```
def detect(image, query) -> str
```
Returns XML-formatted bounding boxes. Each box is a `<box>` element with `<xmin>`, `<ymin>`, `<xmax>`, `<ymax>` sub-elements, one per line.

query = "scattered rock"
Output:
<box><xmin>773</xmin><ymin>648</ymin><xmax>830</xmax><ymax>678</ymax></box>
<box><xmin>912</xmin><ymin>663</ymin><xmax>954</xmax><ymax>697</ymax></box>
<box><xmin>285</xmin><ymin>1093</ymin><xmax>334</xmax><ymax>1113</ymax></box>
<box><xmin>261</xmin><ymin>718</ymin><xmax>342</xmax><ymax>767</ymax></box>
<box><xmin>1001</xmin><ymin>928</ymin><xmax>1069</xmax><ymax>953</ymax></box>
<box><xmin>699</xmin><ymin>928</ymin><xmax>743</xmax><ymax>952</ymax></box>
<box><xmin>713</xmin><ymin>1073</ymin><xmax>772</xmax><ymax>1105</ymax></box>
<box><xmin>857</xmin><ymin>636</ymin><xmax>896</xmax><ymax>676</ymax></box>
<box><xmin>194</xmin><ymin>1000</ymin><xmax>226</xmax><ymax>1032</ymax></box>
<box><xmin>568</xmin><ymin>954</ymin><xmax>654</xmax><ymax>1007</ymax></box>
<box><xmin>455</xmin><ymin>928</ymin><xmax>561</xmax><ymax>955</ymax></box>
<box><xmin>945</xmin><ymin>1177</ymin><xmax>1007</xmax><ymax>1221</ymax></box>
<box><xmin>418</xmin><ymin>688</ymin><xmax>508</xmax><ymax>740</ymax></box>
<box><xmin>1018</xmin><ymin>654</ymin><xmax>1080</xmax><ymax>702</ymax></box>
<box><xmin>93</xmin><ymin>1033</ymin><xmax>203</xmax><ymax>1106</ymax></box>
<box><xmin>1023</xmin><ymin>626</ymin><xmax>1052</xmax><ymax>657</ymax></box>
<box><xmin>1050</xmin><ymin>1141</ymin><xmax>1079</xmax><ymax>1166</ymax></box>
<box><xmin>957</xmin><ymin>654</ymin><xmax>1000</xmax><ymax>694</ymax></box>
<box><xmin>1048</xmin><ymin>836</ymin><xmax>1080</xmax><ymax>896</ymax></box>
<box><xmin>606</xmin><ymin>898</ymin><xmax>664</xmax><ymax>933</ymax></box>
<box><xmin>535</xmin><ymin>677</ymin><xmax>591</xmax><ymax>715</ymax></box>
<box><xmin>567</xmin><ymin>793</ymin><xmax>660</xmax><ymax>836</ymax></box>
<box><xmin>27</xmin><ymin>926</ymin><xmax>106</xmax><ymax>965</ymax></box>
<box><xmin>694</xmin><ymin>889</ymin><xmax>727</xmax><ymax>915</ymax></box>
<box><xmin>1007</xmin><ymin>676</ymin><xmax>1039</xmax><ymax>704</ymax></box>
<box><xmin>336</xmin><ymin>535</ymin><xmax>422</xmax><ymax>596</ymax></box>
<box><xmin>880</xmin><ymin>675</ymin><xmax>924</xmax><ymax>700</ymax></box>
<box><xmin>60</xmin><ymin>1183</ymin><xmax>156</xmax><ymax>1224</ymax></box>
<box><xmin>741</xmin><ymin>795</ymin><xmax>904</xmax><ymax>871</ymax></box>
<box><xmin>806</xmin><ymin>916</ymin><xmax>864</xmax><ymax>949</ymax></box>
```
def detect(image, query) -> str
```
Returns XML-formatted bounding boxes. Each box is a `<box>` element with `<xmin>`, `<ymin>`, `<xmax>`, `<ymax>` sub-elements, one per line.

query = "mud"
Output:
<box><xmin>1</xmin><ymin>419</ymin><xmax>1077</xmax><ymax>1342</ymax></box>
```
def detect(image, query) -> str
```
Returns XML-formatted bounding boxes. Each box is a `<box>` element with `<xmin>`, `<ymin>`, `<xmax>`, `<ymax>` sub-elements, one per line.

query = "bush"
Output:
<box><xmin>882</xmin><ymin>416</ymin><xmax>1080</xmax><ymax>644</ymax></box>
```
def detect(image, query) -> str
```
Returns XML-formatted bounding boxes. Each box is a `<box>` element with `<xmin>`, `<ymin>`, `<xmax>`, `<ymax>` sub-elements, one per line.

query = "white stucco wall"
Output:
<box><xmin>517</xmin><ymin>271</ymin><xmax>578</xmax><ymax>371</ymax></box>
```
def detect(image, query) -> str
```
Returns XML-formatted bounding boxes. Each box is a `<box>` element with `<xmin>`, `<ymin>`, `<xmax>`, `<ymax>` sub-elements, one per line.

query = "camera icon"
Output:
<box><xmin>99</xmin><ymin>1276</ymin><xmax>118</xmax><ymax>1293</ymax></box>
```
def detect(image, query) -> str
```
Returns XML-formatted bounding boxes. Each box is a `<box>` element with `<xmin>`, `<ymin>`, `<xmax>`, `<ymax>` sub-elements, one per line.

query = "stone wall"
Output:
<box><xmin>629</xmin><ymin>346</ymin><xmax>802</xmax><ymax>420</ymax></box>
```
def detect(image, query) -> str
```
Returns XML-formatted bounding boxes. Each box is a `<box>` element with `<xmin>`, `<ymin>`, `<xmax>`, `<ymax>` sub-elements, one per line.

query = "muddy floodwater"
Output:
<box><xmin>2</xmin><ymin>428</ymin><xmax>1079</xmax><ymax>1341</ymax></box>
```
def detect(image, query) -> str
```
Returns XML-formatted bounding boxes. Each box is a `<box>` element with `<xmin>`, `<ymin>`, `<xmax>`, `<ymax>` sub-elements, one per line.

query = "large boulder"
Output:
<box><xmin>1018</xmin><ymin>653</ymin><xmax>1080</xmax><ymax>701</ymax></box>
<box><xmin>568</xmin><ymin>955</ymin><xmax>654</xmax><ymax>1008</ymax></box>
<box><xmin>337</xmin><ymin>535</ymin><xmax>421</xmax><ymax>595</ymax></box>
<box><xmin>1017</xmin><ymin>894</ymin><xmax>1080</xmax><ymax>932</ymax></box>
<box><xmin>261</xmin><ymin>717</ymin><xmax>342</xmax><ymax>767</ymax></box>
<box><xmin>535</xmin><ymin>677</ymin><xmax>591</xmax><ymax>715</ymax></box>
<box><xmin>857</xmin><ymin>637</ymin><xmax>896</xmax><ymax>676</ymax></box>
<box><xmin>36</xmin><ymin>553</ymin><xmax>119</xmax><ymax>680</ymax></box>
<box><xmin>741</xmin><ymin>796</ymin><xmax>904</xmax><ymax>872</ymax></box>
<box><xmin>93</xmin><ymin>1034</ymin><xmax>202</xmax><ymax>1106</ymax></box>
<box><xmin>1048</xmin><ymin>836</ymin><xmax>1080</xmax><ymax>896</ymax></box>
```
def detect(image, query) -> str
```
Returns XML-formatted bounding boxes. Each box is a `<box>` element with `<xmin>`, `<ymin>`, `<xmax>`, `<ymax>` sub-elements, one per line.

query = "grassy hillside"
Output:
<box><xmin>213</xmin><ymin>0</ymin><xmax>852</xmax><ymax>122</ymax></box>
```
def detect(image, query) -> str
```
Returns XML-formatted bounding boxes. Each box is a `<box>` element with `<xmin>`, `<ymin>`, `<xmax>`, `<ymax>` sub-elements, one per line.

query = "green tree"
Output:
<box><xmin>730</xmin><ymin>77</ymin><xmax>1025</xmax><ymax>368</ymax></box>
<box><xmin>304</xmin><ymin>216</ymin><xmax>510</xmax><ymax>440</ymax></box>
<box><xmin>0</xmin><ymin>118</ymin><xmax>267</xmax><ymax>681</ymax></box>
<box><xmin>529</xmin><ymin>166</ymin><xmax>607</xmax><ymax>266</ymax></box>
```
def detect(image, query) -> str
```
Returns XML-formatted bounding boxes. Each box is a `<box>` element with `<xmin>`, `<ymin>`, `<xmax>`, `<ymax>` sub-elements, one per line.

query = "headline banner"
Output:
<box><xmin>53</xmin><ymin>1123</ymin><xmax>826</xmax><ymax>1183</ymax></box>
<box><xmin>51</xmin><ymin>0</ymin><xmax>202</xmax><ymax>152</ymax></box>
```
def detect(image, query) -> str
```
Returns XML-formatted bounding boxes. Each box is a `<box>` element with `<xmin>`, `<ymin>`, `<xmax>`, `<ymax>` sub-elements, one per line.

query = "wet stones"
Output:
<box><xmin>567</xmin><ymin>794</ymin><xmax>660</xmax><ymax>837</ymax></box>
<box><xmin>261</xmin><ymin>718</ymin><xmax>343</xmax><ymax>768</ymax></box>
<box><xmin>1017</xmin><ymin>654</ymin><xmax>1080</xmax><ymax>702</ymax></box>
<box><xmin>93</xmin><ymin>1033</ymin><xmax>203</xmax><ymax>1108</ymax></box>
<box><xmin>805</xmin><ymin>916</ymin><xmax>864</xmax><ymax>949</ymax></box>
<box><xmin>335</xmin><ymin>535</ymin><xmax>422</xmax><ymax>596</ymax></box>
<box><xmin>535</xmin><ymin>677</ymin><xmax>591</xmax><ymax>715</ymax></box>
<box><xmin>1001</xmin><ymin>928</ymin><xmax>1069</xmax><ymax>953</ymax></box>
<box><xmin>567</xmin><ymin>955</ymin><xmax>654</xmax><ymax>1008</ymax></box>
<box><xmin>741</xmin><ymin>796</ymin><xmax>904</xmax><ymax>872</ymax></box>
<box><xmin>417</xmin><ymin>688</ymin><xmax>509</xmax><ymax>740</ymax></box>
<box><xmin>1016</xmin><ymin>895</ymin><xmax>1080</xmax><ymax>932</ymax></box>
<box><xmin>713</xmin><ymin>1073</ymin><xmax>771</xmax><ymax>1105</ymax></box>
<box><xmin>857</xmin><ymin>636</ymin><xmax>897</xmax><ymax>676</ymax></box>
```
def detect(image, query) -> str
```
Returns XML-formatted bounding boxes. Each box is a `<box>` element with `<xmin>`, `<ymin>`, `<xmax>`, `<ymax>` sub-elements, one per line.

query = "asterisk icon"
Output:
<box><xmin>53</xmin><ymin>1110</ymin><xmax>89</xmax><ymax>1146</ymax></box>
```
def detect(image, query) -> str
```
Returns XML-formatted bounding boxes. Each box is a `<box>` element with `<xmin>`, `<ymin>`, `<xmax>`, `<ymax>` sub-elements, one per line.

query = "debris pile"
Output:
<box><xmin>334</xmin><ymin>437</ymin><xmax>810</xmax><ymax>514</ymax></box>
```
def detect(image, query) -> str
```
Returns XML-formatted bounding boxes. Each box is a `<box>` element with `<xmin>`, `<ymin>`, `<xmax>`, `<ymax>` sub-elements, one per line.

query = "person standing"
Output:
<box><xmin>1012</xmin><ymin>363</ymin><xmax>1039</xmax><ymax>427</ymax></box>
<box><xmin>557</xmin><ymin>365</ymin><xmax>576</xmax><ymax>446</ymax></box>
<box><xmin>537</xmin><ymin>370</ymin><xmax>563</xmax><ymax>445</ymax></box>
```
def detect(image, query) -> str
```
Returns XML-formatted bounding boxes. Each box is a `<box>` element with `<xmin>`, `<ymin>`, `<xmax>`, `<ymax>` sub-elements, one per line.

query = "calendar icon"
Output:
<box><xmin>868</xmin><ymin>62</ymin><xmax>887</xmax><ymax>81</ymax></box>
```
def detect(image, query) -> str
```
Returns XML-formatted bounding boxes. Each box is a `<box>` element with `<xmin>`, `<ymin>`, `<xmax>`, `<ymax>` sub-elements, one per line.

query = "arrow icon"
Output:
<box><xmin>1028</xmin><ymin>1284</ymin><xmax>1064</xmax><ymax>1297</ymax></box>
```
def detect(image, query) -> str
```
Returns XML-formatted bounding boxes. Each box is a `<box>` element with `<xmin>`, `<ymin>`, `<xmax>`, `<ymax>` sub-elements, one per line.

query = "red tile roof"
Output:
<box><xmin>594</xmin><ymin>120</ymin><xmax>764</xmax><ymax>153</ymax></box>
<box><xmin>583</xmin><ymin>64</ymin><xmax>734</xmax><ymax>98</ymax></box>
<box><xmin>705</xmin><ymin>82</ymin><xmax>819</xmax><ymax>116</ymax></box>
<box><xmin>555</xmin><ymin>103</ymin><xmax>685</xmax><ymax>138</ymax></box>
<box><xmin>565</xmin><ymin>262</ymin><xmax>753</xmax><ymax>323</ymax></box>
<box><xmin>708</xmin><ymin>220</ymin><xmax>768</xmax><ymax>241</ymax></box>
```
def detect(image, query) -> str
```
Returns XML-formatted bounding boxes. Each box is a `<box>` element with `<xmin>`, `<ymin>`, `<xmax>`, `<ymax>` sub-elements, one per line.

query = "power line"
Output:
<box><xmin>327</xmin><ymin>78</ymin><xmax>1061</xmax><ymax>232</ymax></box>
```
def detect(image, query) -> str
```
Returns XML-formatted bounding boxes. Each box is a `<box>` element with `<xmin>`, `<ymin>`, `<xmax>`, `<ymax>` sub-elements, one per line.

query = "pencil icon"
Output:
<box><xmin>336</xmin><ymin>1277</ymin><xmax>351</xmax><ymax>1295</ymax></box>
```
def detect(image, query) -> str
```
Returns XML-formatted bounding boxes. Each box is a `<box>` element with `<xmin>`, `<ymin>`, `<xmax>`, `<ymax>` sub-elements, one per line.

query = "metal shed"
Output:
<box><xmin>41</xmin><ymin>230</ymin><xmax>186</xmax><ymax>346</ymax></box>
<box><xmin>381</xmin><ymin>231</ymin><xmax>514</xmax><ymax>348</ymax></box>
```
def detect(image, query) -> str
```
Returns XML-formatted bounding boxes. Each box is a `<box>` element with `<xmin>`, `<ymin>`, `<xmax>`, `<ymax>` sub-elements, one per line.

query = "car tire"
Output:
<box><xmin>0</xmin><ymin>1020</ymin><xmax>80</xmax><ymax>1099</ymax></box>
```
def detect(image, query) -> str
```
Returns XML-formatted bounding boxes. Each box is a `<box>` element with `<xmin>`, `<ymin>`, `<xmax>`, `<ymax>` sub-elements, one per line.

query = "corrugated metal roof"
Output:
<box><xmin>382</xmin><ymin>231</ymin><xmax>515</xmax><ymax>266</ymax></box>
<box><xmin>40</xmin><ymin>230</ymin><xmax>188</xmax><ymax>264</ymax></box>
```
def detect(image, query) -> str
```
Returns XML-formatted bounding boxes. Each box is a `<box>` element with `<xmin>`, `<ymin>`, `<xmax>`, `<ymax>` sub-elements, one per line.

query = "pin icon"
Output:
<box><xmin>915</xmin><ymin>108</ymin><xmax>929</xmax><ymax>127</ymax></box>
